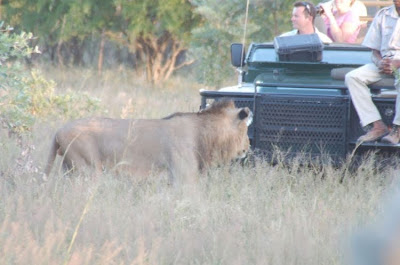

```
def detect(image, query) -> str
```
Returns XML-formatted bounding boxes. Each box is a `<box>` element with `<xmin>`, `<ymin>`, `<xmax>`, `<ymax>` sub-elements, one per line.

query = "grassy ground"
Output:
<box><xmin>1</xmin><ymin>67</ymin><xmax>399</xmax><ymax>264</ymax></box>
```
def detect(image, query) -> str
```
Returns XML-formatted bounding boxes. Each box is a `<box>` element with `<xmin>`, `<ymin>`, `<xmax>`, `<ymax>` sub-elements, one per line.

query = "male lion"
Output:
<box><xmin>44</xmin><ymin>100</ymin><xmax>252</xmax><ymax>182</ymax></box>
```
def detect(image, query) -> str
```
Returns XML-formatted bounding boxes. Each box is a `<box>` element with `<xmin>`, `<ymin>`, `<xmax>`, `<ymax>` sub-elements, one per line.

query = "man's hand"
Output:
<box><xmin>379</xmin><ymin>57</ymin><xmax>395</xmax><ymax>75</ymax></box>
<box><xmin>320</xmin><ymin>2</ymin><xmax>334</xmax><ymax>19</ymax></box>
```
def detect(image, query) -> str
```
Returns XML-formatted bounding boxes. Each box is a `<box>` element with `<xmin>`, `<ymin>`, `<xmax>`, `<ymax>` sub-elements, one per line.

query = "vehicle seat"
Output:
<box><xmin>331</xmin><ymin>67</ymin><xmax>396</xmax><ymax>95</ymax></box>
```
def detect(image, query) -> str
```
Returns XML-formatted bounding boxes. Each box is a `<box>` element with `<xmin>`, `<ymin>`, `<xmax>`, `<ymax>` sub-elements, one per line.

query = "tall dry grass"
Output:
<box><xmin>1</xmin><ymin>67</ymin><xmax>400</xmax><ymax>265</ymax></box>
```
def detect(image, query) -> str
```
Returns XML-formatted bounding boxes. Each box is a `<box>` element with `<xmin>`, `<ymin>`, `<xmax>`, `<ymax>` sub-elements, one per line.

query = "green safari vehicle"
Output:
<box><xmin>199</xmin><ymin>34</ymin><xmax>398</xmax><ymax>163</ymax></box>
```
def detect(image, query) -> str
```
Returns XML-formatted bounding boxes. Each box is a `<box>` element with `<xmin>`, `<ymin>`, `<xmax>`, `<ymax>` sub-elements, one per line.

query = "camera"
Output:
<box><xmin>316</xmin><ymin>6</ymin><xmax>325</xmax><ymax>15</ymax></box>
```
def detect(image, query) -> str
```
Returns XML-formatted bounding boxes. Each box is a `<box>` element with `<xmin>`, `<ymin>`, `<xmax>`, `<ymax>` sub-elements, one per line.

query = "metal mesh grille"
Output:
<box><xmin>254</xmin><ymin>94</ymin><xmax>349</xmax><ymax>160</ymax></box>
<box><xmin>349</xmin><ymin>98</ymin><xmax>396</xmax><ymax>142</ymax></box>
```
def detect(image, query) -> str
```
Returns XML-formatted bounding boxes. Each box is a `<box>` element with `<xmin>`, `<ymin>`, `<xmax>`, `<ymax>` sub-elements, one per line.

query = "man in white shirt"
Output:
<box><xmin>280</xmin><ymin>1</ymin><xmax>332</xmax><ymax>43</ymax></box>
<box><xmin>345</xmin><ymin>0</ymin><xmax>400</xmax><ymax>144</ymax></box>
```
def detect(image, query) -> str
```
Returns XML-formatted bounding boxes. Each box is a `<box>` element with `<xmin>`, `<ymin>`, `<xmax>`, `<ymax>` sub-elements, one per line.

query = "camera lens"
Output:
<box><xmin>316</xmin><ymin>6</ymin><xmax>324</xmax><ymax>15</ymax></box>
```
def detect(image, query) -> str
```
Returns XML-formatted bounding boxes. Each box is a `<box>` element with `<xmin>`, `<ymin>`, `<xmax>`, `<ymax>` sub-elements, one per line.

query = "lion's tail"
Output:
<box><xmin>44</xmin><ymin>135</ymin><xmax>59</xmax><ymax>177</ymax></box>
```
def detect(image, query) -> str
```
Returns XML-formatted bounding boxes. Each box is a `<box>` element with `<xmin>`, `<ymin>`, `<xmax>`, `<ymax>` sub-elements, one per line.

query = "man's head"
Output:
<box><xmin>291</xmin><ymin>1</ymin><xmax>316</xmax><ymax>33</ymax></box>
<box><xmin>394</xmin><ymin>0</ymin><xmax>400</xmax><ymax>15</ymax></box>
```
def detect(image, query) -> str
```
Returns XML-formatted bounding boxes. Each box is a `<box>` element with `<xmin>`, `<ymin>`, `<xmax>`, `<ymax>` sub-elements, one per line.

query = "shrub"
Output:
<box><xmin>0</xmin><ymin>22</ymin><xmax>101</xmax><ymax>134</ymax></box>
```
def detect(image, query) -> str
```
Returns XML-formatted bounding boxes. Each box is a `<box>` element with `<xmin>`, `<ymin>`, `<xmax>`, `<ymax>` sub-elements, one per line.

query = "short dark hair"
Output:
<box><xmin>294</xmin><ymin>1</ymin><xmax>317</xmax><ymax>21</ymax></box>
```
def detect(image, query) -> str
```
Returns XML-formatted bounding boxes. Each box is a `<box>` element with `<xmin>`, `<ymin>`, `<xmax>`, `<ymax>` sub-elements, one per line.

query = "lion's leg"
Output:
<box><xmin>168</xmin><ymin>152</ymin><xmax>198</xmax><ymax>185</ymax></box>
<box><xmin>91</xmin><ymin>158</ymin><xmax>103</xmax><ymax>178</ymax></box>
<box><xmin>77</xmin><ymin>140</ymin><xmax>102</xmax><ymax>178</ymax></box>
<box><xmin>61</xmin><ymin>157</ymin><xmax>73</xmax><ymax>174</ymax></box>
<box><xmin>62</xmin><ymin>141</ymin><xmax>102</xmax><ymax>178</ymax></box>
<box><xmin>44</xmin><ymin>136</ymin><xmax>59</xmax><ymax>178</ymax></box>
<box><xmin>59</xmin><ymin>153</ymin><xmax>85</xmax><ymax>176</ymax></box>
<box><xmin>59</xmin><ymin>149</ymin><xmax>90</xmax><ymax>174</ymax></box>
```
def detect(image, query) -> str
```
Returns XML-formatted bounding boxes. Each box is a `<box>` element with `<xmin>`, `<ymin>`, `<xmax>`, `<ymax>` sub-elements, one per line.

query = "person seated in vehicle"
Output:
<box><xmin>348</xmin><ymin>0</ymin><xmax>368</xmax><ymax>30</ymax></box>
<box><xmin>317</xmin><ymin>0</ymin><xmax>361</xmax><ymax>43</ymax></box>
<box><xmin>345</xmin><ymin>0</ymin><xmax>400</xmax><ymax>144</ymax></box>
<box><xmin>280</xmin><ymin>1</ymin><xmax>332</xmax><ymax>43</ymax></box>
<box><xmin>315</xmin><ymin>0</ymin><xmax>367</xmax><ymax>40</ymax></box>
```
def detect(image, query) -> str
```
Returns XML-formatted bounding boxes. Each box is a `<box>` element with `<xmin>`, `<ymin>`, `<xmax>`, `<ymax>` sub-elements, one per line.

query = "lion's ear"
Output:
<box><xmin>238</xmin><ymin>107</ymin><xmax>253</xmax><ymax>126</ymax></box>
<box><xmin>238</xmin><ymin>108</ymin><xmax>249</xmax><ymax>120</ymax></box>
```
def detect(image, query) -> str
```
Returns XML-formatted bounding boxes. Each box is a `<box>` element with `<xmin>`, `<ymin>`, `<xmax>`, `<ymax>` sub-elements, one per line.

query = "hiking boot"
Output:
<box><xmin>381</xmin><ymin>125</ymin><xmax>400</xmax><ymax>145</ymax></box>
<box><xmin>357</xmin><ymin>120</ymin><xmax>389</xmax><ymax>143</ymax></box>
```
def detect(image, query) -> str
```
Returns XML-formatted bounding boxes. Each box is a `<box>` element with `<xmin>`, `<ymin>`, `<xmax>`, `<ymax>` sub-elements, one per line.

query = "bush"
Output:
<box><xmin>0</xmin><ymin>22</ymin><xmax>101</xmax><ymax>134</ymax></box>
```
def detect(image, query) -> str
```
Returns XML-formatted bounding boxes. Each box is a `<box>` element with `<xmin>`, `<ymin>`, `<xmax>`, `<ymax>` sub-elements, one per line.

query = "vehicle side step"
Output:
<box><xmin>349</xmin><ymin>141</ymin><xmax>400</xmax><ymax>148</ymax></box>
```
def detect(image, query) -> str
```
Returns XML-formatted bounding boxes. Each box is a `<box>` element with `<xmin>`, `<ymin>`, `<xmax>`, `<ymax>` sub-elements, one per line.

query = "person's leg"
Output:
<box><xmin>393</xmin><ymin>69</ymin><xmax>400</xmax><ymax>125</ymax></box>
<box><xmin>345</xmin><ymin>63</ymin><xmax>384</xmax><ymax>126</ymax></box>
<box><xmin>382</xmin><ymin>71</ymin><xmax>400</xmax><ymax>144</ymax></box>
<box><xmin>345</xmin><ymin>63</ymin><xmax>388</xmax><ymax>142</ymax></box>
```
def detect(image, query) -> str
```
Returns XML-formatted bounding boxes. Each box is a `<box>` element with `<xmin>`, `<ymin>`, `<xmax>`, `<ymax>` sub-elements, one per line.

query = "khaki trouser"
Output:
<box><xmin>345</xmin><ymin>63</ymin><xmax>400</xmax><ymax>127</ymax></box>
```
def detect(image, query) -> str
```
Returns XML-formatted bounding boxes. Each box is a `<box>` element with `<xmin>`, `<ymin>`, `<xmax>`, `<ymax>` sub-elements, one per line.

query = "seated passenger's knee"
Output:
<box><xmin>344</xmin><ymin>72</ymin><xmax>355</xmax><ymax>86</ymax></box>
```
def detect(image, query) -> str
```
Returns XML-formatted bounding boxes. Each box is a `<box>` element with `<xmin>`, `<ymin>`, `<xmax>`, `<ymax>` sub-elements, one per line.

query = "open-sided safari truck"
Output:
<box><xmin>199</xmin><ymin>33</ymin><xmax>399</xmax><ymax>163</ymax></box>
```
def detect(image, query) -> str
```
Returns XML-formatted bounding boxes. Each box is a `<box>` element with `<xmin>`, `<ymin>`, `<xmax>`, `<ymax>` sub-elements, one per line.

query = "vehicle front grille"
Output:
<box><xmin>254</xmin><ymin>94</ymin><xmax>349</xmax><ymax>163</ymax></box>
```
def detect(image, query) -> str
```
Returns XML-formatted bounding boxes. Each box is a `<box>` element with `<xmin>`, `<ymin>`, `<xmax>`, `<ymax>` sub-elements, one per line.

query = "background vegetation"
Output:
<box><xmin>0</xmin><ymin>0</ymin><xmax>309</xmax><ymax>86</ymax></box>
<box><xmin>1</xmin><ymin>1</ymin><xmax>399</xmax><ymax>264</ymax></box>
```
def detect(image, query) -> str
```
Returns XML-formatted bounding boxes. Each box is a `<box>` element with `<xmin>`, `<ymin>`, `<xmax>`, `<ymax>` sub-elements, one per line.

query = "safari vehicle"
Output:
<box><xmin>199</xmin><ymin>34</ymin><xmax>398</xmax><ymax>163</ymax></box>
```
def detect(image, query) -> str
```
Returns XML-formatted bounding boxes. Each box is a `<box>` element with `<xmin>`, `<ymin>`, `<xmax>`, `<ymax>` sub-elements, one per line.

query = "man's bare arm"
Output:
<box><xmin>371</xmin><ymin>49</ymin><xmax>383</xmax><ymax>68</ymax></box>
<box><xmin>372</xmin><ymin>49</ymin><xmax>395</xmax><ymax>75</ymax></box>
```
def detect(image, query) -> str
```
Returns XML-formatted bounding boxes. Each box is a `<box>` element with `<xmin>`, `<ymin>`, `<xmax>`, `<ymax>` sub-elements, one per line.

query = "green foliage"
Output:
<box><xmin>116</xmin><ymin>0</ymin><xmax>200</xmax><ymax>83</ymax></box>
<box><xmin>190</xmin><ymin>0</ymin><xmax>259</xmax><ymax>87</ymax></box>
<box><xmin>256</xmin><ymin>0</ymin><xmax>298</xmax><ymax>39</ymax></box>
<box><xmin>5</xmin><ymin>0</ymin><xmax>69</xmax><ymax>45</ymax></box>
<box><xmin>4</xmin><ymin>0</ymin><xmax>114</xmax><ymax>43</ymax></box>
<box><xmin>24</xmin><ymin>70</ymin><xmax>101</xmax><ymax>119</ymax></box>
<box><xmin>2</xmin><ymin>69</ymin><xmax>101</xmax><ymax>133</ymax></box>
<box><xmin>119</xmin><ymin>0</ymin><xmax>197</xmax><ymax>42</ymax></box>
<box><xmin>0</xmin><ymin>23</ymin><xmax>37</xmax><ymax>132</ymax></box>
<box><xmin>0</xmin><ymin>23</ymin><xmax>101</xmax><ymax>134</ymax></box>
<box><xmin>394</xmin><ymin>68</ymin><xmax>400</xmax><ymax>81</ymax></box>
<box><xmin>190</xmin><ymin>0</ymin><xmax>294</xmax><ymax>88</ymax></box>
<box><xmin>3</xmin><ymin>0</ymin><xmax>200</xmax><ymax>82</ymax></box>
<box><xmin>4</xmin><ymin>0</ymin><xmax>117</xmax><ymax>67</ymax></box>
<box><xmin>2</xmin><ymin>0</ymin><xmax>308</xmax><ymax>86</ymax></box>
<box><xmin>190</xmin><ymin>44</ymin><xmax>232</xmax><ymax>89</ymax></box>
<box><xmin>0</xmin><ymin>22</ymin><xmax>38</xmax><ymax>83</ymax></box>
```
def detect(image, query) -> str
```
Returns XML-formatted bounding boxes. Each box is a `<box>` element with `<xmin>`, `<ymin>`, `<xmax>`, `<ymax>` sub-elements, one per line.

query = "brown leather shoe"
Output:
<box><xmin>381</xmin><ymin>125</ymin><xmax>400</xmax><ymax>144</ymax></box>
<box><xmin>357</xmin><ymin>120</ymin><xmax>389</xmax><ymax>143</ymax></box>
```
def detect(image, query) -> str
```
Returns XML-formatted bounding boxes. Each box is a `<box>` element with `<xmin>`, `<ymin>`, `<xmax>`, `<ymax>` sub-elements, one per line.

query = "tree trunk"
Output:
<box><xmin>56</xmin><ymin>15</ymin><xmax>67</xmax><ymax>66</ymax></box>
<box><xmin>71</xmin><ymin>37</ymin><xmax>83</xmax><ymax>65</ymax></box>
<box><xmin>273</xmin><ymin>10</ymin><xmax>278</xmax><ymax>36</ymax></box>
<box><xmin>136</xmin><ymin>32</ymin><xmax>194</xmax><ymax>84</ymax></box>
<box><xmin>98</xmin><ymin>29</ymin><xmax>105</xmax><ymax>75</ymax></box>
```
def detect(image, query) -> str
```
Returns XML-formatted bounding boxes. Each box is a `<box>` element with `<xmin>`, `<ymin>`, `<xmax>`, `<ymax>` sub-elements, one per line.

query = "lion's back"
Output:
<box><xmin>55</xmin><ymin>117</ymin><xmax>131</xmax><ymax>156</ymax></box>
<box><xmin>124</xmin><ymin>117</ymin><xmax>200</xmax><ymax>175</ymax></box>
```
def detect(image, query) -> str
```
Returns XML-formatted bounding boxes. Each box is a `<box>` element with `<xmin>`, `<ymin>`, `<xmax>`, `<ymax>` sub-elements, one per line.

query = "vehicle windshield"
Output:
<box><xmin>249</xmin><ymin>43</ymin><xmax>371</xmax><ymax>65</ymax></box>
